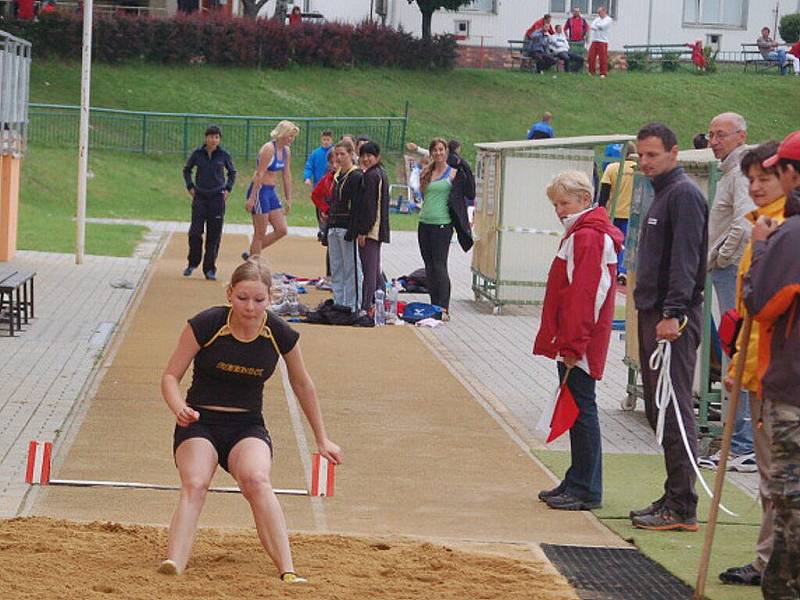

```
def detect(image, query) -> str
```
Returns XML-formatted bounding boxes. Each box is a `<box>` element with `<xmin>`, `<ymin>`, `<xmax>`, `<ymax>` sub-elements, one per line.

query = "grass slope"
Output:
<box><xmin>20</xmin><ymin>60</ymin><xmax>800</xmax><ymax>255</ymax></box>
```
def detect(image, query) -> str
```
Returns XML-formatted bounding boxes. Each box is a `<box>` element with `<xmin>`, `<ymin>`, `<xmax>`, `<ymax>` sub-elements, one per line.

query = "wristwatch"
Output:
<box><xmin>662</xmin><ymin>309</ymin><xmax>684</xmax><ymax>321</ymax></box>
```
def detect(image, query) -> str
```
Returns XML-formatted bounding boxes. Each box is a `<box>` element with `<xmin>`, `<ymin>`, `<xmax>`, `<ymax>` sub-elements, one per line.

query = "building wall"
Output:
<box><xmin>305</xmin><ymin>0</ymin><xmax>798</xmax><ymax>55</ymax></box>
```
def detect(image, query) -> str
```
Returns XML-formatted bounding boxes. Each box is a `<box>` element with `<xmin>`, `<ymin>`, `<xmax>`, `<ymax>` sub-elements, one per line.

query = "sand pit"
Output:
<box><xmin>0</xmin><ymin>517</ymin><xmax>576</xmax><ymax>599</ymax></box>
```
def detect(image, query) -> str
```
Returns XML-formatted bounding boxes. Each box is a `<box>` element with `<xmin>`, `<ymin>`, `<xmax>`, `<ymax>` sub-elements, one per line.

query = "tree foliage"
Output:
<box><xmin>779</xmin><ymin>13</ymin><xmax>800</xmax><ymax>44</ymax></box>
<box><xmin>407</xmin><ymin>0</ymin><xmax>474</xmax><ymax>39</ymax></box>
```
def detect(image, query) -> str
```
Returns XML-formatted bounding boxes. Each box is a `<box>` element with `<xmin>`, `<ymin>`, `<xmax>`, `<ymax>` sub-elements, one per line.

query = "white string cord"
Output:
<box><xmin>649</xmin><ymin>339</ymin><xmax>737</xmax><ymax>517</ymax></box>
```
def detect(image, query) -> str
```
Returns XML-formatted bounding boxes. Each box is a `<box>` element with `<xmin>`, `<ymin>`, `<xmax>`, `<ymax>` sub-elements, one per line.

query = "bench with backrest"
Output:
<box><xmin>623</xmin><ymin>44</ymin><xmax>693</xmax><ymax>70</ymax></box>
<box><xmin>741</xmin><ymin>43</ymin><xmax>781</xmax><ymax>72</ymax></box>
<box><xmin>0</xmin><ymin>269</ymin><xmax>36</xmax><ymax>336</ymax></box>
<box><xmin>508</xmin><ymin>39</ymin><xmax>532</xmax><ymax>70</ymax></box>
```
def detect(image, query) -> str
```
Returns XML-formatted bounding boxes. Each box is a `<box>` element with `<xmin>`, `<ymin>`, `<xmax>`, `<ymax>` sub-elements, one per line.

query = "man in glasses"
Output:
<box><xmin>702</xmin><ymin>112</ymin><xmax>757</xmax><ymax>474</ymax></box>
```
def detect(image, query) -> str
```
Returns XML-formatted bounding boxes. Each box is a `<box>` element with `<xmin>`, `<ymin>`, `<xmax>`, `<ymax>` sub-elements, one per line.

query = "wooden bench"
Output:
<box><xmin>623</xmin><ymin>44</ymin><xmax>693</xmax><ymax>71</ymax></box>
<box><xmin>0</xmin><ymin>269</ymin><xmax>36</xmax><ymax>337</ymax></box>
<box><xmin>741</xmin><ymin>43</ymin><xmax>781</xmax><ymax>72</ymax></box>
<box><xmin>508</xmin><ymin>39</ymin><xmax>532</xmax><ymax>71</ymax></box>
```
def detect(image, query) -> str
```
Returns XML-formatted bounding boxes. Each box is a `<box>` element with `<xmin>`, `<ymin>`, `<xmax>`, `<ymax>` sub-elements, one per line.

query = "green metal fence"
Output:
<box><xmin>28</xmin><ymin>103</ymin><xmax>409</xmax><ymax>158</ymax></box>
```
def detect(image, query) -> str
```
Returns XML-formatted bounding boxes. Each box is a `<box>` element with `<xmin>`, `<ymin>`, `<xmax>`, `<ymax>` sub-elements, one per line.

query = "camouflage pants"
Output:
<box><xmin>762</xmin><ymin>402</ymin><xmax>800</xmax><ymax>600</ymax></box>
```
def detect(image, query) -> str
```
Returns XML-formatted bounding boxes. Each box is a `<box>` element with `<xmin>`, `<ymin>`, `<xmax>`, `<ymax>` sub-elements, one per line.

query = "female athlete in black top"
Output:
<box><xmin>159</xmin><ymin>257</ymin><xmax>342</xmax><ymax>583</ymax></box>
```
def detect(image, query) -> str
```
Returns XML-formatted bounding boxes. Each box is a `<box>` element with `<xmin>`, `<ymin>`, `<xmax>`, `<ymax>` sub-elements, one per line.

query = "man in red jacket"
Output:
<box><xmin>534</xmin><ymin>170</ymin><xmax>624</xmax><ymax>511</ymax></box>
<box><xmin>525</xmin><ymin>13</ymin><xmax>555</xmax><ymax>39</ymax></box>
<box><xmin>564</xmin><ymin>7</ymin><xmax>589</xmax><ymax>43</ymax></box>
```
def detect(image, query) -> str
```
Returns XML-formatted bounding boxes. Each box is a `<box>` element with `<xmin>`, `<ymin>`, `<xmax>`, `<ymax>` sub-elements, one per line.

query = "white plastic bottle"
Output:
<box><xmin>388</xmin><ymin>279</ymin><xmax>399</xmax><ymax>320</ymax></box>
<box><xmin>374</xmin><ymin>288</ymin><xmax>386</xmax><ymax>326</ymax></box>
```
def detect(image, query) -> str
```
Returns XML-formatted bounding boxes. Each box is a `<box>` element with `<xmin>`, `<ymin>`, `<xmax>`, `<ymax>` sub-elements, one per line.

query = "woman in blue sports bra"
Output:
<box><xmin>245</xmin><ymin>120</ymin><xmax>298</xmax><ymax>258</ymax></box>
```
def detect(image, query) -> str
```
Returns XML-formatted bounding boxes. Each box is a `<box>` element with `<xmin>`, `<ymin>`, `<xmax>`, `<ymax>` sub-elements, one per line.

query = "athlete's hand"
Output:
<box><xmin>357</xmin><ymin>234</ymin><xmax>366</xmax><ymax>247</ymax></box>
<box><xmin>304</xmin><ymin>178</ymin><xmax>312</xmax><ymax>187</ymax></box>
<box><xmin>656</xmin><ymin>318</ymin><xmax>681</xmax><ymax>341</ymax></box>
<box><xmin>317</xmin><ymin>439</ymin><xmax>343</xmax><ymax>465</ymax></box>
<box><xmin>175</xmin><ymin>405</ymin><xmax>200</xmax><ymax>428</ymax></box>
<box><xmin>187</xmin><ymin>188</ymin><xmax>195</xmax><ymax>200</ymax></box>
<box><xmin>284</xmin><ymin>202</ymin><xmax>292</xmax><ymax>216</ymax></box>
<box><xmin>753</xmin><ymin>215</ymin><xmax>780</xmax><ymax>242</ymax></box>
<box><xmin>245</xmin><ymin>197</ymin><xmax>255</xmax><ymax>213</ymax></box>
<box><xmin>222</xmin><ymin>190</ymin><xmax>229</xmax><ymax>201</ymax></box>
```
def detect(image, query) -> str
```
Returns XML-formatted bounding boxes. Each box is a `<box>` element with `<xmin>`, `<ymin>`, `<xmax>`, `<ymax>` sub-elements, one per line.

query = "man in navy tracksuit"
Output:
<box><xmin>182</xmin><ymin>125</ymin><xmax>236</xmax><ymax>281</ymax></box>
<box><xmin>631</xmin><ymin>122</ymin><xmax>708</xmax><ymax>532</ymax></box>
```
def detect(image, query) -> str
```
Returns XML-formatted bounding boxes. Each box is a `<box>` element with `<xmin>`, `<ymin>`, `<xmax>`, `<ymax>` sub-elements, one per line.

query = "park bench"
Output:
<box><xmin>0</xmin><ymin>269</ymin><xmax>36</xmax><ymax>337</ymax></box>
<box><xmin>508</xmin><ymin>39</ymin><xmax>532</xmax><ymax>71</ymax></box>
<box><xmin>741</xmin><ymin>43</ymin><xmax>781</xmax><ymax>72</ymax></box>
<box><xmin>623</xmin><ymin>44</ymin><xmax>693</xmax><ymax>71</ymax></box>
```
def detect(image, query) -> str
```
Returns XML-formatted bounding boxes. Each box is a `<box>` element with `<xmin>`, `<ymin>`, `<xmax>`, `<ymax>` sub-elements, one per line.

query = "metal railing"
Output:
<box><xmin>0</xmin><ymin>30</ymin><xmax>32</xmax><ymax>156</ymax></box>
<box><xmin>28</xmin><ymin>103</ymin><xmax>409</xmax><ymax>158</ymax></box>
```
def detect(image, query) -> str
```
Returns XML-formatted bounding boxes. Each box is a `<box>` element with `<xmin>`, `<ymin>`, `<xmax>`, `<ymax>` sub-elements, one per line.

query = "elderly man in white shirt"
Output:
<box><xmin>550</xmin><ymin>24</ymin><xmax>584</xmax><ymax>73</ymax></box>
<box><xmin>588</xmin><ymin>6</ymin><xmax>613</xmax><ymax>77</ymax></box>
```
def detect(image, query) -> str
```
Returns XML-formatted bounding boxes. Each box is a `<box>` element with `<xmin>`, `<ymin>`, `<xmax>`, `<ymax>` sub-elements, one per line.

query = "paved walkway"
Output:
<box><xmin>0</xmin><ymin>249</ymin><xmax>154</xmax><ymax>516</ymax></box>
<box><xmin>1</xmin><ymin>218</ymin><xmax>756</xmax><ymax>519</ymax></box>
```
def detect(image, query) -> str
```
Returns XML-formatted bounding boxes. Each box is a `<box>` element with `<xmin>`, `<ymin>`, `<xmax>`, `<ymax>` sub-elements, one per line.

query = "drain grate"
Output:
<box><xmin>541</xmin><ymin>544</ymin><xmax>694</xmax><ymax>600</ymax></box>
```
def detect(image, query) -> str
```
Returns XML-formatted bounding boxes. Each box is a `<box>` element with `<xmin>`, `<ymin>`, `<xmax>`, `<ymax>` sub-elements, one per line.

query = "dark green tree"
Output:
<box><xmin>407</xmin><ymin>0</ymin><xmax>474</xmax><ymax>39</ymax></box>
<box><xmin>779</xmin><ymin>13</ymin><xmax>800</xmax><ymax>44</ymax></box>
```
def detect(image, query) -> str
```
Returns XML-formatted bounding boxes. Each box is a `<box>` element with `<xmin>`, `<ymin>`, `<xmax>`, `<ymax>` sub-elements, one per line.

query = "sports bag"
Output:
<box><xmin>400</xmin><ymin>302</ymin><xmax>443</xmax><ymax>323</ymax></box>
<box><xmin>718</xmin><ymin>307</ymin><xmax>743</xmax><ymax>358</ymax></box>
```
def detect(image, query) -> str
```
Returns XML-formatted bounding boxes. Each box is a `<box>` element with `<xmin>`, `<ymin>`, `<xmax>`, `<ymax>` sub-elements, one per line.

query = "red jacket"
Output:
<box><xmin>533</xmin><ymin>207</ymin><xmax>624</xmax><ymax>380</ymax></box>
<box><xmin>311</xmin><ymin>170</ymin><xmax>334</xmax><ymax>214</ymax></box>
<box><xmin>564</xmin><ymin>16</ymin><xmax>589</xmax><ymax>42</ymax></box>
<box><xmin>525</xmin><ymin>18</ymin><xmax>555</xmax><ymax>39</ymax></box>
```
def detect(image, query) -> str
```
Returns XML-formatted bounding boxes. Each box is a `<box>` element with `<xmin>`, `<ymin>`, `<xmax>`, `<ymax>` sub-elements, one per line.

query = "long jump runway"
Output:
<box><xmin>5</xmin><ymin>234</ymin><xmax>626</xmax><ymax>598</ymax></box>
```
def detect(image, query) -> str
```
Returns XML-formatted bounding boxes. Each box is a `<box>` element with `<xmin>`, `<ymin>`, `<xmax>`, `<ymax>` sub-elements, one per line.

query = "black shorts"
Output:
<box><xmin>173</xmin><ymin>408</ymin><xmax>273</xmax><ymax>472</ymax></box>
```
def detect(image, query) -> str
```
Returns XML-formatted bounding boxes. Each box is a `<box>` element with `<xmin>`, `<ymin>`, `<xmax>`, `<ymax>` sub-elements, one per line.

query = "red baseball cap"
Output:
<box><xmin>763</xmin><ymin>130</ymin><xmax>800</xmax><ymax>168</ymax></box>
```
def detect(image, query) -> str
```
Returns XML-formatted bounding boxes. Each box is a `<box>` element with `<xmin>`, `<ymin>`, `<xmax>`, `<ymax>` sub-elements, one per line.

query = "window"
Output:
<box><xmin>461</xmin><ymin>0</ymin><xmax>496</xmax><ymax>12</ymax></box>
<box><xmin>550</xmin><ymin>0</ymin><xmax>614</xmax><ymax>17</ymax></box>
<box><xmin>683</xmin><ymin>0</ymin><xmax>747</xmax><ymax>28</ymax></box>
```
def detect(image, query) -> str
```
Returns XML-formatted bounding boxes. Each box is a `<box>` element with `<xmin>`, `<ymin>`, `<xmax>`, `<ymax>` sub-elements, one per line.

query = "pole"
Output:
<box><xmin>693</xmin><ymin>314</ymin><xmax>753</xmax><ymax>599</ymax></box>
<box><xmin>646</xmin><ymin>0</ymin><xmax>654</xmax><ymax>46</ymax></box>
<box><xmin>75</xmin><ymin>0</ymin><xmax>94</xmax><ymax>265</ymax></box>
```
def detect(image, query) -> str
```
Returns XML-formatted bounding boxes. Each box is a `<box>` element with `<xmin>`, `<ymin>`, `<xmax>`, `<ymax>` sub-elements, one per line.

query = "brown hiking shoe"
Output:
<box><xmin>632</xmin><ymin>507</ymin><xmax>699</xmax><ymax>532</ymax></box>
<box><xmin>628</xmin><ymin>496</ymin><xmax>665</xmax><ymax>519</ymax></box>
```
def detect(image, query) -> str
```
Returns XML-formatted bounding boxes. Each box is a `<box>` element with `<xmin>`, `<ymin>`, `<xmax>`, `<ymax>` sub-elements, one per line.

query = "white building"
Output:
<box><xmin>250</xmin><ymin>1</ymin><xmax>800</xmax><ymax>56</ymax></box>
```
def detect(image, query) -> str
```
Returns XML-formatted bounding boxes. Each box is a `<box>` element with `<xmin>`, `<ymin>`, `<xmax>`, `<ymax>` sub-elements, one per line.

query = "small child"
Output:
<box><xmin>688</xmin><ymin>40</ymin><xmax>706</xmax><ymax>71</ymax></box>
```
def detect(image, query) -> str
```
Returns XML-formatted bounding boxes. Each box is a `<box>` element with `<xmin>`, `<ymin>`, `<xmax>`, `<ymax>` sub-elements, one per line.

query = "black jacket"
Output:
<box><xmin>328</xmin><ymin>166</ymin><xmax>363</xmax><ymax>230</ymax></box>
<box><xmin>447</xmin><ymin>155</ymin><xmax>474</xmax><ymax>253</ymax></box>
<box><xmin>633</xmin><ymin>166</ymin><xmax>707</xmax><ymax>315</ymax></box>
<box><xmin>351</xmin><ymin>163</ymin><xmax>390</xmax><ymax>244</ymax></box>
<box><xmin>183</xmin><ymin>145</ymin><xmax>236</xmax><ymax>195</ymax></box>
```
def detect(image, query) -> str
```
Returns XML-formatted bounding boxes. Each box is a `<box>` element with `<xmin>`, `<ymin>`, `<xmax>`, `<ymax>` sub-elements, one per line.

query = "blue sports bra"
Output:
<box><xmin>267</xmin><ymin>141</ymin><xmax>286</xmax><ymax>172</ymax></box>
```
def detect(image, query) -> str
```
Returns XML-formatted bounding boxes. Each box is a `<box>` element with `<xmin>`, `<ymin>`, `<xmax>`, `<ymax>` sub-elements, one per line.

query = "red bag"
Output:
<box><xmin>719</xmin><ymin>308</ymin><xmax>743</xmax><ymax>358</ymax></box>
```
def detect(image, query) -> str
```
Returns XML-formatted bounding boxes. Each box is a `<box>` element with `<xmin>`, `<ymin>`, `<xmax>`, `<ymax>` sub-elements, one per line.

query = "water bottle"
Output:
<box><xmin>287</xmin><ymin>281</ymin><xmax>300</xmax><ymax>317</ymax></box>
<box><xmin>373</xmin><ymin>288</ymin><xmax>386</xmax><ymax>326</ymax></box>
<box><xmin>388</xmin><ymin>279</ymin><xmax>399</xmax><ymax>320</ymax></box>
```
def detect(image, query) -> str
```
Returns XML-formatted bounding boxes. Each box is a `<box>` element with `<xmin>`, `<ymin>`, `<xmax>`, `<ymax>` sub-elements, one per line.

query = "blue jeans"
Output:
<box><xmin>327</xmin><ymin>227</ymin><xmax>362</xmax><ymax>312</ymax></box>
<box><xmin>766</xmin><ymin>49</ymin><xmax>788</xmax><ymax>75</ymax></box>
<box><xmin>713</xmin><ymin>264</ymin><xmax>754</xmax><ymax>455</ymax></box>
<box><xmin>614</xmin><ymin>218</ymin><xmax>628</xmax><ymax>275</ymax></box>
<box><xmin>557</xmin><ymin>362</ymin><xmax>603</xmax><ymax>503</ymax></box>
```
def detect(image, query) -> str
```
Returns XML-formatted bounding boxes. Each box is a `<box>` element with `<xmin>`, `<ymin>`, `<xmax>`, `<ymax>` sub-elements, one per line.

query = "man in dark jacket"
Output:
<box><xmin>351</xmin><ymin>142</ymin><xmax>391</xmax><ymax>313</ymax></box>
<box><xmin>630</xmin><ymin>122</ymin><xmax>708</xmax><ymax>531</ymax></box>
<box><xmin>182</xmin><ymin>125</ymin><xmax>236</xmax><ymax>281</ymax></box>
<box><xmin>745</xmin><ymin>131</ymin><xmax>800</xmax><ymax>599</ymax></box>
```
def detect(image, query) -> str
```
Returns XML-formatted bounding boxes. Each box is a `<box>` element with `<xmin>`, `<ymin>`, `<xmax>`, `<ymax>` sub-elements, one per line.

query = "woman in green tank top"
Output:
<box><xmin>417</xmin><ymin>138</ymin><xmax>457</xmax><ymax>318</ymax></box>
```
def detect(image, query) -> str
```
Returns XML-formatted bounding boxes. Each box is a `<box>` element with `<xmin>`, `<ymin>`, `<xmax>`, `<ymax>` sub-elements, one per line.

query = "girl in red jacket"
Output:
<box><xmin>534</xmin><ymin>170</ymin><xmax>624</xmax><ymax>511</ymax></box>
<box><xmin>688</xmin><ymin>40</ymin><xmax>706</xmax><ymax>71</ymax></box>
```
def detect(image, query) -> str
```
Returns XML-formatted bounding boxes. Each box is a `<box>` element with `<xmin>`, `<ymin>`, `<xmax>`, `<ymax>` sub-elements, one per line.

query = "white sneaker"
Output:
<box><xmin>698</xmin><ymin>450</ymin><xmax>721</xmax><ymax>470</ymax></box>
<box><xmin>280</xmin><ymin>572</ymin><xmax>308</xmax><ymax>584</ymax></box>
<box><xmin>158</xmin><ymin>560</ymin><xmax>178</xmax><ymax>575</ymax></box>
<box><xmin>728</xmin><ymin>452</ymin><xmax>757</xmax><ymax>473</ymax></box>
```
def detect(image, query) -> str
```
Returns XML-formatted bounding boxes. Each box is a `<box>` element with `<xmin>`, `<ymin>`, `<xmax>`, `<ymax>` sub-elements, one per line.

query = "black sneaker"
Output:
<box><xmin>546</xmin><ymin>493</ymin><xmax>601</xmax><ymax>511</ymax></box>
<box><xmin>629</xmin><ymin>496</ymin><xmax>665</xmax><ymax>519</ymax></box>
<box><xmin>182</xmin><ymin>266</ymin><xmax>194</xmax><ymax>277</ymax></box>
<box><xmin>632</xmin><ymin>507</ymin><xmax>699</xmax><ymax>532</ymax></box>
<box><xmin>537</xmin><ymin>482</ymin><xmax>566</xmax><ymax>502</ymax></box>
<box><xmin>719</xmin><ymin>563</ymin><xmax>761</xmax><ymax>585</ymax></box>
<box><xmin>204</xmin><ymin>270</ymin><xmax>217</xmax><ymax>281</ymax></box>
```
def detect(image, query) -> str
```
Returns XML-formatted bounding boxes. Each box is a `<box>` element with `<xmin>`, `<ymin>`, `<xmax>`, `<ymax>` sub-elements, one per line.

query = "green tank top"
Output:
<box><xmin>419</xmin><ymin>167</ymin><xmax>453</xmax><ymax>225</ymax></box>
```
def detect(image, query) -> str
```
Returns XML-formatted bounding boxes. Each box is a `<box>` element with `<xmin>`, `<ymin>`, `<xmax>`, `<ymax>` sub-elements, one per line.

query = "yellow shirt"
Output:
<box><xmin>601</xmin><ymin>160</ymin><xmax>635</xmax><ymax>220</ymax></box>
<box><xmin>728</xmin><ymin>196</ymin><xmax>786</xmax><ymax>391</ymax></box>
